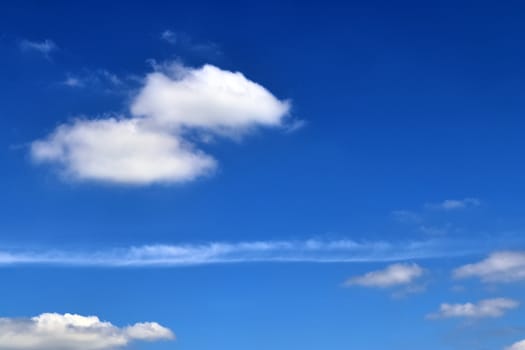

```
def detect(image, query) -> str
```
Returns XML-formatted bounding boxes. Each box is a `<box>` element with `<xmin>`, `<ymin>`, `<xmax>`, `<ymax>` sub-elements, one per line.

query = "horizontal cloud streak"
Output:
<box><xmin>0</xmin><ymin>239</ymin><xmax>487</xmax><ymax>267</ymax></box>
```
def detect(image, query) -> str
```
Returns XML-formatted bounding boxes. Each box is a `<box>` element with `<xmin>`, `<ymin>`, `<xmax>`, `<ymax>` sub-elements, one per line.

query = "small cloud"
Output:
<box><xmin>426</xmin><ymin>298</ymin><xmax>519</xmax><ymax>319</ymax></box>
<box><xmin>426</xmin><ymin>198</ymin><xmax>481</xmax><ymax>211</ymax></box>
<box><xmin>453</xmin><ymin>251</ymin><xmax>525</xmax><ymax>283</ymax></box>
<box><xmin>62</xmin><ymin>76</ymin><xmax>84</xmax><ymax>88</ymax></box>
<box><xmin>18</xmin><ymin>39</ymin><xmax>58</xmax><ymax>58</ymax></box>
<box><xmin>285</xmin><ymin>118</ymin><xmax>306</xmax><ymax>133</ymax></box>
<box><xmin>0</xmin><ymin>312</ymin><xmax>174</xmax><ymax>350</ymax></box>
<box><xmin>61</xmin><ymin>70</ymin><xmax>124</xmax><ymax>91</ymax></box>
<box><xmin>159</xmin><ymin>30</ymin><xmax>222</xmax><ymax>57</ymax></box>
<box><xmin>344</xmin><ymin>263</ymin><xmax>424</xmax><ymax>288</ymax></box>
<box><xmin>161</xmin><ymin>30</ymin><xmax>177</xmax><ymax>44</ymax></box>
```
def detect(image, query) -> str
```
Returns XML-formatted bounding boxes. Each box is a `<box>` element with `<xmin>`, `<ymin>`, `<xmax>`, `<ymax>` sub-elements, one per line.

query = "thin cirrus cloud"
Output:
<box><xmin>426</xmin><ymin>198</ymin><xmax>481</xmax><ymax>210</ymax></box>
<box><xmin>18</xmin><ymin>39</ymin><xmax>58</xmax><ymax>57</ymax></box>
<box><xmin>62</xmin><ymin>69</ymin><xmax>124</xmax><ymax>89</ymax></box>
<box><xmin>453</xmin><ymin>251</ymin><xmax>525</xmax><ymax>283</ymax></box>
<box><xmin>0</xmin><ymin>313</ymin><xmax>174</xmax><ymax>350</ymax></box>
<box><xmin>160</xmin><ymin>30</ymin><xmax>177</xmax><ymax>44</ymax></box>
<box><xmin>426</xmin><ymin>298</ymin><xmax>519</xmax><ymax>319</ymax></box>
<box><xmin>344</xmin><ymin>263</ymin><xmax>425</xmax><ymax>288</ymax></box>
<box><xmin>31</xmin><ymin>63</ymin><xmax>292</xmax><ymax>185</ymax></box>
<box><xmin>0</xmin><ymin>239</ymin><xmax>475</xmax><ymax>267</ymax></box>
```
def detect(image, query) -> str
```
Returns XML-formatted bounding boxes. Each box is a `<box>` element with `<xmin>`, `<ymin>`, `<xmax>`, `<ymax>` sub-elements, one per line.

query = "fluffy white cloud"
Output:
<box><xmin>32</xmin><ymin>118</ymin><xmax>216</xmax><ymax>184</ymax></box>
<box><xmin>131</xmin><ymin>64</ymin><xmax>290</xmax><ymax>133</ymax></box>
<box><xmin>507</xmin><ymin>339</ymin><xmax>525</xmax><ymax>350</ymax></box>
<box><xmin>31</xmin><ymin>64</ymin><xmax>290</xmax><ymax>184</ymax></box>
<box><xmin>0</xmin><ymin>313</ymin><xmax>174</xmax><ymax>350</ymax></box>
<box><xmin>426</xmin><ymin>298</ymin><xmax>519</xmax><ymax>319</ymax></box>
<box><xmin>427</xmin><ymin>198</ymin><xmax>480</xmax><ymax>210</ymax></box>
<box><xmin>344</xmin><ymin>263</ymin><xmax>424</xmax><ymax>288</ymax></box>
<box><xmin>453</xmin><ymin>251</ymin><xmax>525</xmax><ymax>283</ymax></box>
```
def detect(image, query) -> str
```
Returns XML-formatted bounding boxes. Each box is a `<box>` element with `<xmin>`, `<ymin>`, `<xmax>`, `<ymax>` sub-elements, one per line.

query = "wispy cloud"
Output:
<box><xmin>426</xmin><ymin>298</ymin><xmax>519</xmax><ymax>319</ymax></box>
<box><xmin>426</xmin><ymin>198</ymin><xmax>481</xmax><ymax>211</ymax></box>
<box><xmin>159</xmin><ymin>30</ymin><xmax>222</xmax><ymax>57</ymax></box>
<box><xmin>0</xmin><ymin>239</ymin><xmax>481</xmax><ymax>267</ymax></box>
<box><xmin>18</xmin><ymin>39</ymin><xmax>58</xmax><ymax>58</ymax></box>
<box><xmin>62</xmin><ymin>70</ymin><xmax>125</xmax><ymax>90</ymax></box>
<box><xmin>0</xmin><ymin>313</ymin><xmax>174</xmax><ymax>350</ymax></box>
<box><xmin>160</xmin><ymin>30</ymin><xmax>177</xmax><ymax>44</ymax></box>
<box><xmin>453</xmin><ymin>251</ymin><xmax>525</xmax><ymax>283</ymax></box>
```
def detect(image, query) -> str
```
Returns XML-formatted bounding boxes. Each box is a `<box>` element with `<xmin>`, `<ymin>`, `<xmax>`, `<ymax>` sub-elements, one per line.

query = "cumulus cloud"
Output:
<box><xmin>32</xmin><ymin>118</ymin><xmax>216</xmax><ymax>184</ymax></box>
<box><xmin>0</xmin><ymin>313</ymin><xmax>174</xmax><ymax>350</ymax></box>
<box><xmin>131</xmin><ymin>64</ymin><xmax>290</xmax><ymax>133</ymax></box>
<box><xmin>19</xmin><ymin>39</ymin><xmax>57</xmax><ymax>57</ymax></box>
<box><xmin>426</xmin><ymin>298</ymin><xmax>519</xmax><ymax>319</ymax></box>
<box><xmin>344</xmin><ymin>263</ymin><xmax>424</xmax><ymax>288</ymax></box>
<box><xmin>507</xmin><ymin>339</ymin><xmax>525</xmax><ymax>350</ymax></box>
<box><xmin>31</xmin><ymin>63</ymin><xmax>291</xmax><ymax>185</ymax></box>
<box><xmin>427</xmin><ymin>198</ymin><xmax>481</xmax><ymax>210</ymax></box>
<box><xmin>0</xmin><ymin>239</ymin><xmax>466</xmax><ymax>267</ymax></box>
<box><xmin>453</xmin><ymin>251</ymin><xmax>525</xmax><ymax>283</ymax></box>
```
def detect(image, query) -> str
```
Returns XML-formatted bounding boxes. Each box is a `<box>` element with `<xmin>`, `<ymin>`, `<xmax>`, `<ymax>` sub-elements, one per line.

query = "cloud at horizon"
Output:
<box><xmin>0</xmin><ymin>313</ymin><xmax>174</xmax><ymax>350</ymax></box>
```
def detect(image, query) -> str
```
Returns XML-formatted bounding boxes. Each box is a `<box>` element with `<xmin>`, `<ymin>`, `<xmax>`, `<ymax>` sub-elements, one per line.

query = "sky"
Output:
<box><xmin>1</xmin><ymin>0</ymin><xmax>525</xmax><ymax>349</ymax></box>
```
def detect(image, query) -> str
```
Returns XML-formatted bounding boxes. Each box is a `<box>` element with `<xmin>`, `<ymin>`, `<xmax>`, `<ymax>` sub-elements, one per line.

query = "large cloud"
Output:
<box><xmin>344</xmin><ymin>263</ymin><xmax>424</xmax><ymax>288</ymax></box>
<box><xmin>0</xmin><ymin>313</ymin><xmax>174</xmax><ymax>350</ymax></box>
<box><xmin>453</xmin><ymin>251</ymin><xmax>525</xmax><ymax>283</ymax></box>
<box><xmin>426</xmin><ymin>298</ymin><xmax>519</xmax><ymax>319</ymax></box>
<box><xmin>31</xmin><ymin>64</ymin><xmax>291</xmax><ymax>185</ymax></box>
<box><xmin>32</xmin><ymin>118</ymin><xmax>215</xmax><ymax>184</ymax></box>
<box><xmin>0</xmin><ymin>239</ymin><xmax>456</xmax><ymax>267</ymax></box>
<box><xmin>131</xmin><ymin>64</ymin><xmax>290</xmax><ymax>133</ymax></box>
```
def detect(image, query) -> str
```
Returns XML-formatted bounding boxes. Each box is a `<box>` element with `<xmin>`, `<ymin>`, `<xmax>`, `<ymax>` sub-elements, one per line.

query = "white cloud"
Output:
<box><xmin>131</xmin><ymin>64</ymin><xmax>290</xmax><ymax>134</ymax></box>
<box><xmin>0</xmin><ymin>239</ymin><xmax>463</xmax><ymax>267</ymax></box>
<box><xmin>453</xmin><ymin>251</ymin><xmax>525</xmax><ymax>283</ymax></box>
<box><xmin>0</xmin><ymin>313</ymin><xmax>174</xmax><ymax>350</ymax></box>
<box><xmin>426</xmin><ymin>298</ymin><xmax>519</xmax><ymax>319</ymax></box>
<box><xmin>507</xmin><ymin>339</ymin><xmax>525</xmax><ymax>350</ymax></box>
<box><xmin>19</xmin><ymin>39</ymin><xmax>57</xmax><ymax>57</ymax></box>
<box><xmin>32</xmin><ymin>118</ymin><xmax>216</xmax><ymax>184</ymax></box>
<box><xmin>344</xmin><ymin>263</ymin><xmax>424</xmax><ymax>288</ymax></box>
<box><xmin>427</xmin><ymin>198</ymin><xmax>481</xmax><ymax>210</ymax></box>
<box><xmin>32</xmin><ymin>64</ymin><xmax>291</xmax><ymax>184</ymax></box>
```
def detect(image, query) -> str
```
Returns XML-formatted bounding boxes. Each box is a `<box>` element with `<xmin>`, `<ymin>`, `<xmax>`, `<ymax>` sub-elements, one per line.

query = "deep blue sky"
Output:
<box><xmin>1</xmin><ymin>1</ymin><xmax>525</xmax><ymax>349</ymax></box>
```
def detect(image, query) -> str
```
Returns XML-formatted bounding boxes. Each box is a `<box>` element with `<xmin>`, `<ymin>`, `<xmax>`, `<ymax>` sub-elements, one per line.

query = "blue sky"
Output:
<box><xmin>1</xmin><ymin>1</ymin><xmax>525</xmax><ymax>349</ymax></box>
